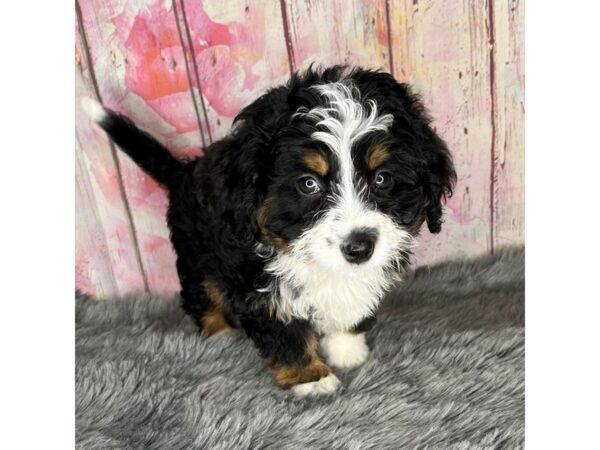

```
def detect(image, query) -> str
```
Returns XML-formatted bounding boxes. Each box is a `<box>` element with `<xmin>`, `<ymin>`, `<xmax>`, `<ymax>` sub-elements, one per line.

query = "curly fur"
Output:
<box><xmin>86</xmin><ymin>65</ymin><xmax>456</xmax><ymax>392</ymax></box>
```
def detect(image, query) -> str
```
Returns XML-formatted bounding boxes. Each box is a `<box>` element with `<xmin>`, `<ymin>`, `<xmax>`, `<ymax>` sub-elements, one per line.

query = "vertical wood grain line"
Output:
<box><xmin>76</xmin><ymin>135</ymin><xmax>119</xmax><ymax>294</ymax></box>
<box><xmin>76</xmin><ymin>0</ymin><xmax>149</xmax><ymax>292</ymax></box>
<box><xmin>177</xmin><ymin>0</ymin><xmax>214</xmax><ymax>145</ymax></box>
<box><xmin>487</xmin><ymin>0</ymin><xmax>497</xmax><ymax>254</ymax></box>
<box><xmin>172</xmin><ymin>0</ymin><xmax>208</xmax><ymax>149</ymax></box>
<box><xmin>279</xmin><ymin>0</ymin><xmax>297</xmax><ymax>73</ymax></box>
<box><xmin>384</xmin><ymin>0</ymin><xmax>395</xmax><ymax>76</ymax></box>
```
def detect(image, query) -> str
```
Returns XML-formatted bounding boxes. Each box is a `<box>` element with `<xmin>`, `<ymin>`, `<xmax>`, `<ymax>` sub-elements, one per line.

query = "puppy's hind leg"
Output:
<box><xmin>180</xmin><ymin>277</ymin><xmax>233</xmax><ymax>337</ymax></box>
<box><xmin>199</xmin><ymin>279</ymin><xmax>234</xmax><ymax>336</ymax></box>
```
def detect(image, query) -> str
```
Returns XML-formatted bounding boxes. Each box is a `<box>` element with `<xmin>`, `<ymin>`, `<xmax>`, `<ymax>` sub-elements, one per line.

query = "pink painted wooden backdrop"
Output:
<box><xmin>75</xmin><ymin>0</ymin><xmax>524</xmax><ymax>298</ymax></box>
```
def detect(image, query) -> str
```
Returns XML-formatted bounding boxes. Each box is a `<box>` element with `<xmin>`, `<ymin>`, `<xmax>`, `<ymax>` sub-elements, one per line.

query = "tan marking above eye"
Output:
<box><xmin>300</xmin><ymin>151</ymin><xmax>329</xmax><ymax>177</ymax></box>
<box><xmin>366</xmin><ymin>145</ymin><xmax>391</xmax><ymax>170</ymax></box>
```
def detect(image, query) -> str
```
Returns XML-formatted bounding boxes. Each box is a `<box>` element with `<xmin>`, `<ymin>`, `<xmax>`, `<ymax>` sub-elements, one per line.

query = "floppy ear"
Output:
<box><xmin>232</xmin><ymin>85</ymin><xmax>292</xmax><ymax>191</ymax></box>
<box><xmin>349</xmin><ymin>69</ymin><xmax>456</xmax><ymax>233</ymax></box>
<box><xmin>210</xmin><ymin>85</ymin><xmax>293</xmax><ymax>242</ymax></box>
<box><xmin>420</xmin><ymin>124</ymin><xmax>456</xmax><ymax>233</ymax></box>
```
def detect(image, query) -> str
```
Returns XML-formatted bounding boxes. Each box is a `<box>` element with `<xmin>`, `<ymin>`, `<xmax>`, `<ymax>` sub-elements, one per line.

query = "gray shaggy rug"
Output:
<box><xmin>76</xmin><ymin>247</ymin><xmax>524</xmax><ymax>449</ymax></box>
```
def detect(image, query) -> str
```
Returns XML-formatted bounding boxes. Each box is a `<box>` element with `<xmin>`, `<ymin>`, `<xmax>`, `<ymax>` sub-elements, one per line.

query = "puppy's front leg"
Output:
<box><xmin>240</xmin><ymin>311</ymin><xmax>339</xmax><ymax>396</ymax></box>
<box><xmin>321</xmin><ymin>315</ymin><xmax>375</xmax><ymax>370</ymax></box>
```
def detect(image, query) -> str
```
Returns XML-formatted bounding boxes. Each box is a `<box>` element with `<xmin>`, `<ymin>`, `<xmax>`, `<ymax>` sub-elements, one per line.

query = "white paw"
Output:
<box><xmin>321</xmin><ymin>332</ymin><xmax>369</xmax><ymax>369</ymax></box>
<box><xmin>291</xmin><ymin>373</ymin><xmax>340</xmax><ymax>397</ymax></box>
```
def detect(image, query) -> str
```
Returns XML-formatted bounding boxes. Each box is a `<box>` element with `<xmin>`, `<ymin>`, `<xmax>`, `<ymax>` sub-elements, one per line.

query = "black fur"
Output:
<box><xmin>94</xmin><ymin>65</ymin><xmax>456</xmax><ymax>387</ymax></box>
<box><xmin>97</xmin><ymin>110</ymin><xmax>185</xmax><ymax>187</ymax></box>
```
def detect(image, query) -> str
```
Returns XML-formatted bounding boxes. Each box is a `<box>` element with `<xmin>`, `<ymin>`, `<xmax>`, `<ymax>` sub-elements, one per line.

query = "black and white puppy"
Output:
<box><xmin>83</xmin><ymin>66</ymin><xmax>456</xmax><ymax>396</ymax></box>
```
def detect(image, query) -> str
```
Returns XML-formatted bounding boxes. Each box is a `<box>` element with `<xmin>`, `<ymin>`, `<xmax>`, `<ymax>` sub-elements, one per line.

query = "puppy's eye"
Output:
<box><xmin>297</xmin><ymin>176</ymin><xmax>322</xmax><ymax>195</ymax></box>
<box><xmin>373</xmin><ymin>170</ymin><xmax>393</xmax><ymax>190</ymax></box>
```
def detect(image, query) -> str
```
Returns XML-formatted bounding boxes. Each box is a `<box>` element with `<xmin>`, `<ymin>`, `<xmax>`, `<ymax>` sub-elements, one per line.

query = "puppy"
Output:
<box><xmin>83</xmin><ymin>66</ymin><xmax>456</xmax><ymax>396</ymax></box>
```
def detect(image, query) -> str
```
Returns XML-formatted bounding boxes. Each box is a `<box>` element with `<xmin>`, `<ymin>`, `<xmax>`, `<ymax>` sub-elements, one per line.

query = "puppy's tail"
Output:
<box><xmin>81</xmin><ymin>97</ymin><xmax>184</xmax><ymax>187</ymax></box>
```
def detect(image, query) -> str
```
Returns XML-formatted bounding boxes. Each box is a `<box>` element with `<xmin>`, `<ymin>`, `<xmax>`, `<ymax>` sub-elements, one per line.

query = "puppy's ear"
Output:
<box><xmin>234</xmin><ymin>86</ymin><xmax>291</xmax><ymax>144</ymax></box>
<box><xmin>350</xmin><ymin>69</ymin><xmax>456</xmax><ymax>233</ymax></box>
<box><xmin>231</xmin><ymin>85</ymin><xmax>292</xmax><ymax>190</ymax></box>
<box><xmin>420</xmin><ymin>124</ymin><xmax>456</xmax><ymax>233</ymax></box>
<box><xmin>215</xmin><ymin>85</ymin><xmax>292</xmax><ymax>242</ymax></box>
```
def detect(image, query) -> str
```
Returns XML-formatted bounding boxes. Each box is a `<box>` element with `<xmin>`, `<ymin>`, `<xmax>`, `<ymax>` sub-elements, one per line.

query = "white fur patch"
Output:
<box><xmin>307</xmin><ymin>82</ymin><xmax>393</xmax><ymax>210</ymax></box>
<box><xmin>261</xmin><ymin>218</ymin><xmax>411</xmax><ymax>333</ymax></box>
<box><xmin>259</xmin><ymin>81</ymin><xmax>414</xmax><ymax>333</ymax></box>
<box><xmin>81</xmin><ymin>97</ymin><xmax>107</xmax><ymax>124</ymax></box>
<box><xmin>321</xmin><ymin>332</ymin><xmax>369</xmax><ymax>369</ymax></box>
<box><xmin>290</xmin><ymin>373</ymin><xmax>340</xmax><ymax>396</ymax></box>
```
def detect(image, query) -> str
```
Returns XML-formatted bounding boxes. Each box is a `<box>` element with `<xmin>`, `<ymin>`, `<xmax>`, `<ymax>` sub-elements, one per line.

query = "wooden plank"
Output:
<box><xmin>76</xmin><ymin>19</ymin><xmax>115</xmax><ymax>297</ymax></box>
<box><xmin>179</xmin><ymin>0</ymin><xmax>291</xmax><ymax>141</ymax></box>
<box><xmin>76</xmin><ymin>140</ymin><xmax>118</xmax><ymax>298</ymax></box>
<box><xmin>76</xmin><ymin>25</ymin><xmax>146</xmax><ymax>296</ymax></box>
<box><xmin>388</xmin><ymin>0</ymin><xmax>494</xmax><ymax>266</ymax></box>
<box><xmin>491</xmin><ymin>0</ymin><xmax>525</xmax><ymax>248</ymax></box>
<box><xmin>283</xmin><ymin>0</ymin><xmax>391</xmax><ymax>72</ymax></box>
<box><xmin>77</xmin><ymin>0</ymin><xmax>207</xmax><ymax>294</ymax></box>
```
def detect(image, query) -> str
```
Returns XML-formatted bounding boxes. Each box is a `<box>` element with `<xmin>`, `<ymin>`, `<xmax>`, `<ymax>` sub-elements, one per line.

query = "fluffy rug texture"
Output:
<box><xmin>76</xmin><ymin>248</ymin><xmax>524</xmax><ymax>449</ymax></box>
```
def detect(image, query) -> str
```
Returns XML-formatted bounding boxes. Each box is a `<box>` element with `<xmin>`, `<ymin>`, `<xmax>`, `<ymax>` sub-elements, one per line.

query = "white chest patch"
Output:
<box><xmin>260</xmin><ymin>250</ymin><xmax>401</xmax><ymax>334</ymax></box>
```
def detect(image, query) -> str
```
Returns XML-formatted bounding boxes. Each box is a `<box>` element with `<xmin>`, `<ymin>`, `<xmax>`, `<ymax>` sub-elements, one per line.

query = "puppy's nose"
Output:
<box><xmin>340</xmin><ymin>228</ymin><xmax>379</xmax><ymax>264</ymax></box>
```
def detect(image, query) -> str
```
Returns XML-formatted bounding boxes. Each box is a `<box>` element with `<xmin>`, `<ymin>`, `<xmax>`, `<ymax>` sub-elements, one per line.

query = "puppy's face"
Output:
<box><xmin>240</xmin><ymin>68</ymin><xmax>455</xmax><ymax>278</ymax></box>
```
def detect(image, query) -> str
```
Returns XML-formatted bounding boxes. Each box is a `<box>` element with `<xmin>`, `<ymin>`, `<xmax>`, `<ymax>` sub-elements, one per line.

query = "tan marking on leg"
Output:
<box><xmin>305</xmin><ymin>330</ymin><xmax>320</xmax><ymax>356</ymax></box>
<box><xmin>266</xmin><ymin>332</ymin><xmax>331</xmax><ymax>390</ymax></box>
<box><xmin>200</xmin><ymin>280</ymin><xmax>231</xmax><ymax>336</ymax></box>
<box><xmin>300</xmin><ymin>150</ymin><xmax>329</xmax><ymax>177</ymax></box>
<box><xmin>366</xmin><ymin>144</ymin><xmax>391</xmax><ymax>170</ymax></box>
<box><xmin>269</xmin><ymin>359</ymin><xmax>331</xmax><ymax>390</ymax></box>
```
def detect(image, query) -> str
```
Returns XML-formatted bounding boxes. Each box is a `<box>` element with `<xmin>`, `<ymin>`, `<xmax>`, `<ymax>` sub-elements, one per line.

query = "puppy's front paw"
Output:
<box><xmin>321</xmin><ymin>332</ymin><xmax>369</xmax><ymax>370</ymax></box>
<box><xmin>270</xmin><ymin>358</ymin><xmax>339</xmax><ymax>395</ymax></box>
<box><xmin>291</xmin><ymin>373</ymin><xmax>340</xmax><ymax>396</ymax></box>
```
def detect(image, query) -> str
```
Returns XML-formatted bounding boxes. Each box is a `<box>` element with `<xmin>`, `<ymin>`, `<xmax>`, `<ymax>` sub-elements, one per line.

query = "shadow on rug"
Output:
<box><xmin>76</xmin><ymin>247</ymin><xmax>524</xmax><ymax>449</ymax></box>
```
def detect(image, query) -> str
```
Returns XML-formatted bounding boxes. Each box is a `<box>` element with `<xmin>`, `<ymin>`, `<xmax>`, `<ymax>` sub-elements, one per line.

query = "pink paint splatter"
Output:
<box><xmin>182</xmin><ymin>0</ymin><xmax>288</xmax><ymax>118</ymax></box>
<box><xmin>123</xmin><ymin>10</ymin><xmax>189</xmax><ymax>100</ymax></box>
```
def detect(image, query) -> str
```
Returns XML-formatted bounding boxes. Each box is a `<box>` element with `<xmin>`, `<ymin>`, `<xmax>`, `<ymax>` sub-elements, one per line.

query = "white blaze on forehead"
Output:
<box><xmin>303</xmin><ymin>82</ymin><xmax>394</xmax><ymax>208</ymax></box>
